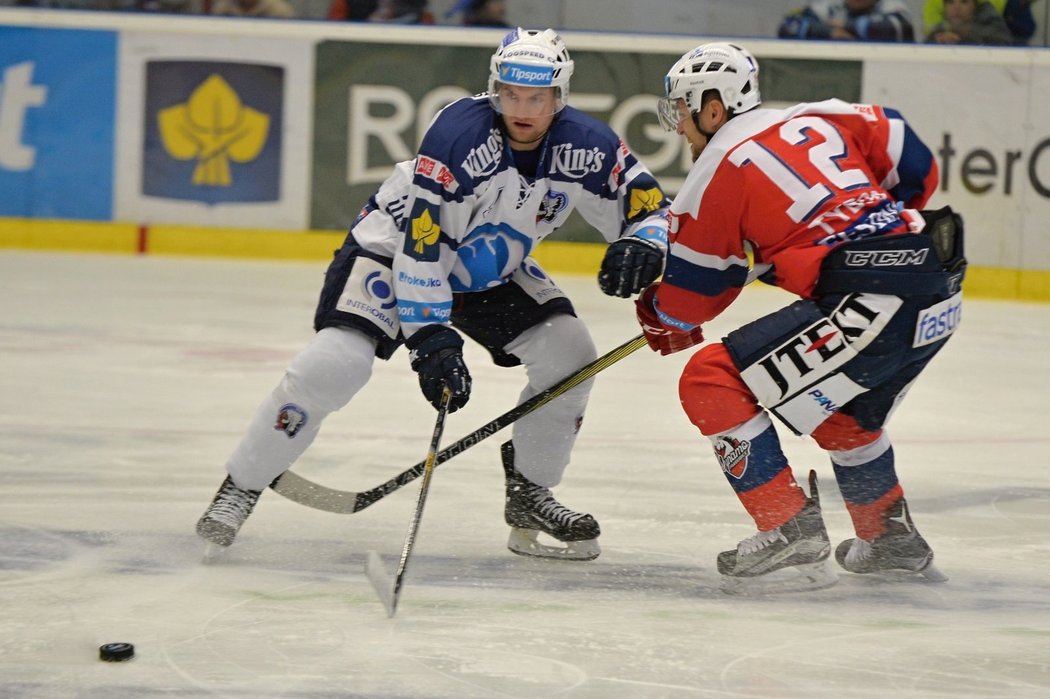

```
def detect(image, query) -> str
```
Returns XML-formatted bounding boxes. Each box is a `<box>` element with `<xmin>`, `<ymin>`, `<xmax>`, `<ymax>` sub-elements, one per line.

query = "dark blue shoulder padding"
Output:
<box><xmin>543</xmin><ymin>107</ymin><xmax>623</xmax><ymax>192</ymax></box>
<box><xmin>417</xmin><ymin>96</ymin><xmax>503</xmax><ymax>195</ymax></box>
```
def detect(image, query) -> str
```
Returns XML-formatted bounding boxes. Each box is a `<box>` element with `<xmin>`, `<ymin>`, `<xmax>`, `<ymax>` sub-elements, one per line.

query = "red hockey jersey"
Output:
<box><xmin>654</xmin><ymin>99</ymin><xmax>939</xmax><ymax>332</ymax></box>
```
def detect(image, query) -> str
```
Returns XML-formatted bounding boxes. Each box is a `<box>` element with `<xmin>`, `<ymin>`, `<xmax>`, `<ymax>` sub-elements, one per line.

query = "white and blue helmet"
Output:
<box><xmin>657</xmin><ymin>42</ymin><xmax>761</xmax><ymax>131</ymax></box>
<box><xmin>488</xmin><ymin>28</ymin><xmax>574</xmax><ymax>114</ymax></box>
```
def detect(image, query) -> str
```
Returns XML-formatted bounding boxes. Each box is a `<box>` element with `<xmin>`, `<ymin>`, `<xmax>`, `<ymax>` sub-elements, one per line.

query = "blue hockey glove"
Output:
<box><xmin>406</xmin><ymin>325</ymin><xmax>472</xmax><ymax>413</ymax></box>
<box><xmin>598</xmin><ymin>237</ymin><xmax>664</xmax><ymax>298</ymax></box>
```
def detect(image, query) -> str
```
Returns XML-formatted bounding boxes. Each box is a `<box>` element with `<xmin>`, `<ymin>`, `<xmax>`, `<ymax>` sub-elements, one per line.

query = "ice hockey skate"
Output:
<box><xmin>717</xmin><ymin>470</ymin><xmax>838</xmax><ymax>594</ymax></box>
<box><xmin>502</xmin><ymin>441</ymin><xmax>601</xmax><ymax>561</ymax></box>
<box><xmin>196</xmin><ymin>475</ymin><xmax>262</xmax><ymax>553</ymax></box>
<box><xmin>835</xmin><ymin>497</ymin><xmax>947</xmax><ymax>582</ymax></box>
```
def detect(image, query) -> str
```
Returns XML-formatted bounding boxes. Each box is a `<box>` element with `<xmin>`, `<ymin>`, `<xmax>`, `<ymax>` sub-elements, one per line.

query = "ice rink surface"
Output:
<box><xmin>2</xmin><ymin>250</ymin><xmax>1049</xmax><ymax>698</ymax></box>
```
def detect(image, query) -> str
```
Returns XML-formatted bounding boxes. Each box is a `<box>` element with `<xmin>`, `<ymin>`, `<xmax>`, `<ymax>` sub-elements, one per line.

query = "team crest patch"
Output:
<box><xmin>522</xmin><ymin>260</ymin><xmax>548</xmax><ymax>282</ymax></box>
<box><xmin>404</xmin><ymin>201</ymin><xmax>441</xmax><ymax>261</ymax></box>
<box><xmin>536</xmin><ymin>190</ymin><xmax>568</xmax><ymax>224</ymax></box>
<box><xmin>363</xmin><ymin>270</ymin><xmax>397</xmax><ymax>310</ymax></box>
<box><xmin>274</xmin><ymin>403</ymin><xmax>308</xmax><ymax>438</ymax></box>
<box><xmin>714</xmin><ymin>436</ymin><xmax>750</xmax><ymax>479</ymax></box>
<box><xmin>627</xmin><ymin>186</ymin><xmax>665</xmax><ymax>219</ymax></box>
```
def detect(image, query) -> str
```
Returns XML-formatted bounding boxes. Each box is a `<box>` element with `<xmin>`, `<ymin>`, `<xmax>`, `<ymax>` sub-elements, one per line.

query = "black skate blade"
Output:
<box><xmin>365</xmin><ymin>550</ymin><xmax>396</xmax><ymax>617</ymax></box>
<box><xmin>721</xmin><ymin>560</ymin><xmax>839</xmax><ymax>595</ymax></box>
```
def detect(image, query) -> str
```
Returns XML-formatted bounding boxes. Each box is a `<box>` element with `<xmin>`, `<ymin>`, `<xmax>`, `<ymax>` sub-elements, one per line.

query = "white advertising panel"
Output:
<box><xmin>864</xmin><ymin>54</ymin><xmax>1050</xmax><ymax>270</ymax></box>
<box><xmin>115</xmin><ymin>31</ymin><xmax>313</xmax><ymax>229</ymax></box>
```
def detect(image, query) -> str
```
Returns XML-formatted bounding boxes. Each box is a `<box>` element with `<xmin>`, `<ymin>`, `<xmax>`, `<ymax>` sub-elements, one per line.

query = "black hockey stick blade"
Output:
<box><xmin>366</xmin><ymin>387</ymin><xmax>451</xmax><ymax>618</ymax></box>
<box><xmin>270</xmin><ymin>333</ymin><xmax>649</xmax><ymax>514</ymax></box>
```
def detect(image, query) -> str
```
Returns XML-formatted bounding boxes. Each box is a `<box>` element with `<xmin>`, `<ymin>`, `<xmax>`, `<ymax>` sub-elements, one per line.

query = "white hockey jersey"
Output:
<box><xmin>348</xmin><ymin>95</ymin><xmax>670</xmax><ymax>339</ymax></box>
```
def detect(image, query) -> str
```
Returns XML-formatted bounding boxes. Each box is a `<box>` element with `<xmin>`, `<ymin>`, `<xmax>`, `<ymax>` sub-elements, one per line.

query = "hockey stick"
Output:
<box><xmin>269</xmin><ymin>333</ymin><xmax>649</xmax><ymax>514</ymax></box>
<box><xmin>366</xmin><ymin>386</ymin><xmax>452</xmax><ymax>617</ymax></box>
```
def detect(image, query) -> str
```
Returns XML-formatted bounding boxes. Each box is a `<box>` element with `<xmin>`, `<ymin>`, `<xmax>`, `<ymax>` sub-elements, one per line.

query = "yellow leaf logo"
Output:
<box><xmin>628</xmin><ymin>187</ymin><xmax>665</xmax><ymax>219</ymax></box>
<box><xmin>157</xmin><ymin>74</ymin><xmax>270</xmax><ymax>187</ymax></box>
<box><xmin>412</xmin><ymin>209</ymin><xmax>441</xmax><ymax>255</ymax></box>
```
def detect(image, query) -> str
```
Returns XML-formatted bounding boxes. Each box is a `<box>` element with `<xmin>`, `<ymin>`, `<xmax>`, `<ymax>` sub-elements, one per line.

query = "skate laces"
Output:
<box><xmin>737</xmin><ymin>528</ymin><xmax>788</xmax><ymax>556</ymax></box>
<box><xmin>207</xmin><ymin>482</ymin><xmax>259</xmax><ymax>527</ymax></box>
<box><xmin>528</xmin><ymin>486</ymin><xmax>584</xmax><ymax>526</ymax></box>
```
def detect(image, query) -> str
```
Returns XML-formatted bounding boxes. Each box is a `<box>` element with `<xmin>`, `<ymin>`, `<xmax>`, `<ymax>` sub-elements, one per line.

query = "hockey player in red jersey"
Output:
<box><xmin>638</xmin><ymin>42</ymin><xmax>966</xmax><ymax>592</ymax></box>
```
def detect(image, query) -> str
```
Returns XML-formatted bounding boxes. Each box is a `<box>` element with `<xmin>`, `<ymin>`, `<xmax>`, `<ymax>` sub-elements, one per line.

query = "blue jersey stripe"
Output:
<box><xmin>397</xmin><ymin>299</ymin><xmax>452</xmax><ymax>324</ymax></box>
<box><xmin>664</xmin><ymin>255</ymin><xmax>749</xmax><ymax>297</ymax></box>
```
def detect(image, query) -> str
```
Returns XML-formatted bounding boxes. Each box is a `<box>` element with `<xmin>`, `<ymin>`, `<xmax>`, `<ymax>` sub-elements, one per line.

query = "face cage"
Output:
<box><xmin>657</xmin><ymin>96</ymin><xmax>686</xmax><ymax>132</ymax></box>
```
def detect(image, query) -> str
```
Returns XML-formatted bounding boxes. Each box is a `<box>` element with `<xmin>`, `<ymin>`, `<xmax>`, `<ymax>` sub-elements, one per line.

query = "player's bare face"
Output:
<box><xmin>674</xmin><ymin>99</ymin><xmax>708</xmax><ymax>162</ymax></box>
<box><xmin>497</xmin><ymin>85</ymin><xmax>558</xmax><ymax>150</ymax></box>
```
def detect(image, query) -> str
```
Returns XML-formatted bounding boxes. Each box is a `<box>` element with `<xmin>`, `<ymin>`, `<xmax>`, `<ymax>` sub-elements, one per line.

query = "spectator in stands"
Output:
<box><xmin>14</xmin><ymin>1</ymin><xmax>81</xmax><ymax>6</ymax></box>
<box><xmin>10</xmin><ymin>0</ymin><xmax>169</xmax><ymax>9</ymax></box>
<box><xmin>328</xmin><ymin>0</ymin><xmax>431</xmax><ymax>23</ymax></box>
<box><xmin>212</xmin><ymin>0</ymin><xmax>295</xmax><ymax>18</ymax></box>
<box><xmin>446</xmin><ymin>0</ymin><xmax>511</xmax><ymax>27</ymax></box>
<box><xmin>327</xmin><ymin>0</ymin><xmax>378</xmax><ymax>20</ymax></box>
<box><xmin>779</xmin><ymin>0</ymin><xmax>916</xmax><ymax>41</ymax></box>
<box><xmin>368</xmin><ymin>0</ymin><xmax>432</xmax><ymax>23</ymax></box>
<box><xmin>1002</xmin><ymin>0</ymin><xmax>1040</xmax><ymax>42</ymax></box>
<box><xmin>926</xmin><ymin>0</ymin><xmax>1013</xmax><ymax>43</ymax></box>
<box><xmin>924</xmin><ymin>0</ymin><xmax>1039</xmax><ymax>44</ymax></box>
<box><xmin>134</xmin><ymin>0</ymin><xmax>195</xmax><ymax>11</ymax></box>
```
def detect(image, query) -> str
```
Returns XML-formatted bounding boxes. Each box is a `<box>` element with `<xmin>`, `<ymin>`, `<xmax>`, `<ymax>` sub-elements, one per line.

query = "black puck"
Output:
<box><xmin>99</xmin><ymin>642</ymin><xmax>135</xmax><ymax>662</ymax></box>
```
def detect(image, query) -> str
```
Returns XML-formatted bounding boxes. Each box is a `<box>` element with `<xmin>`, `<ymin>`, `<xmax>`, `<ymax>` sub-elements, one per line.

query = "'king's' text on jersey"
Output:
<box><xmin>349</xmin><ymin>95</ymin><xmax>670</xmax><ymax>338</ymax></box>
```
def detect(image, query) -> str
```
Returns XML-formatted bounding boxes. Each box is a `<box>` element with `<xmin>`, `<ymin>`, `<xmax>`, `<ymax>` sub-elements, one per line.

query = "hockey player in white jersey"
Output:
<box><xmin>197</xmin><ymin>28</ymin><xmax>670</xmax><ymax>560</ymax></box>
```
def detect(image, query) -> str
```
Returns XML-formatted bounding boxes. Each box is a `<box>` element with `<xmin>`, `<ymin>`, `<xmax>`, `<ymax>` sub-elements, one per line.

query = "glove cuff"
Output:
<box><xmin>406</xmin><ymin>325</ymin><xmax>463</xmax><ymax>367</ymax></box>
<box><xmin>626</xmin><ymin>235</ymin><xmax>662</xmax><ymax>252</ymax></box>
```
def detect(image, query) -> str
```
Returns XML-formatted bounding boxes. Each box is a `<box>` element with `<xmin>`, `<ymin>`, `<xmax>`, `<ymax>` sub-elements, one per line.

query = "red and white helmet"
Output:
<box><xmin>488</xmin><ymin>28</ymin><xmax>574</xmax><ymax>114</ymax></box>
<box><xmin>657</xmin><ymin>42</ymin><xmax>761</xmax><ymax>131</ymax></box>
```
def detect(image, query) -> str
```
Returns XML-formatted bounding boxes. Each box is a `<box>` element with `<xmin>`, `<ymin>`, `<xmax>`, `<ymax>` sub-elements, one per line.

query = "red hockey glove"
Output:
<box><xmin>635</xmin><ymin>284</ymin><xmax>705</xmax><ymax>356</ymax></box>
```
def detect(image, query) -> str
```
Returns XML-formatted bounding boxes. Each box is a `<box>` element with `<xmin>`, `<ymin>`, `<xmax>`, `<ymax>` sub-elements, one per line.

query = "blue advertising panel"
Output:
<box><xmin>142</xmin><ymin>60</ymin><xmax>283</xmax><ymax>205</ymax></box>
<box><xmin>0</xmin><ymin>27</ymin><xmax>116</xmax><ymax>220</ymax></box>
<box><xmin>114</xmin><ymin>31</ymin><xmax>310</xmax><ymax>229</ymax></box>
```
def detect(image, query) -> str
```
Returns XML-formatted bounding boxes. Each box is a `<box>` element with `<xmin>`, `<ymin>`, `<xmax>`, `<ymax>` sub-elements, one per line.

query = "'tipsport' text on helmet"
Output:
<box><xmin>488</xmin><ymin>28</ymin><xmax>574</xmax><ymax>115</ymax></box>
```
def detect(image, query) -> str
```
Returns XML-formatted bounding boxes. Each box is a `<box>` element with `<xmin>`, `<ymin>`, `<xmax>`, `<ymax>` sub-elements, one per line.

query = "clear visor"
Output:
<box><xmin>489</xmin><ymin>82</ymin><xmax>564</xmax><ymax>118</ymax></box>
<box><xmin>657</xmin><ymin>96</ymin><xmax>684</xmax><ymax>132</ymax></box>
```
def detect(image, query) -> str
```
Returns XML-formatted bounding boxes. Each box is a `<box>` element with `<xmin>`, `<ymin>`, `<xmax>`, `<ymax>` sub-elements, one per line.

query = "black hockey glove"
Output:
<box><xmin>406</xmin><ymin>325</ymin><xmax>472</xmax><ymax>413</ymax></box>
<box><xmin>598</xmin><ymin>237</ymin><xmax>664</xmax><ymax>298</ymax></box>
